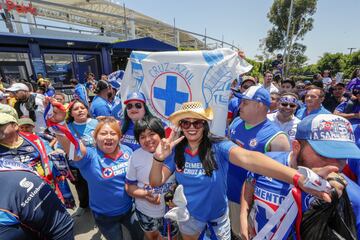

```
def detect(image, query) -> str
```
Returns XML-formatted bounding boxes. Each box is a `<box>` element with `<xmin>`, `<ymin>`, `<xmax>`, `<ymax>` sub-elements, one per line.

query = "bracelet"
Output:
<box><xmin>153</xmin><ymin>155</ymin><xmax>164</xmax><ymax>163</ymax></box>
<box><xmin>293</xmin><ymin>172</ymin><xmax>302</xmax><ymax>188</ymax></box>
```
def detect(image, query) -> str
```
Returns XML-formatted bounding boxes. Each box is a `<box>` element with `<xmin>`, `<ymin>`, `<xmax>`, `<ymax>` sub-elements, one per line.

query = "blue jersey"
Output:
<box><xmin>164</xmin><ymin>140</ymin><xmax>237</xmax><ymax>222</ymax></box>
<box><xmin>89</xmin><ymin>95</ymin><xmax>112</xmax><ymax>118</ymax></box>
<box><xmin>335</xmin><ymin>101</ymin><xmax>360</xmax><ymax>125</ymax></box>
<box><xmin>68</xmin><ymin>119</ymin><xmax>98</xmax><ymax>147</ymax></box>
<box><xmin>121</xmin><ymin>121</ymin><xmax>141</xmax><ymax>151</ymax></box>
<box><xmin>73</xmin><ymin>145</ymin><xmax>133</xmax><ymax>216</ymax></box>
<box><xmin>227</xmin><ymin>118</ymin><xmax>284</xmax><ymax>203</ymax></box>
<box><xmin>295</xmin><ymin>105</ymin><xmax>331</xmax><ymax>120</ymax></box>
<box><xmin>251</xmin><ymin>152</ymin><xmax>360</xmax><ymax>239</ymax></box>
<box><xmin>0</xmin><ymin>169</ymin><xmax>74</xmax><ymax>239</ymax></box>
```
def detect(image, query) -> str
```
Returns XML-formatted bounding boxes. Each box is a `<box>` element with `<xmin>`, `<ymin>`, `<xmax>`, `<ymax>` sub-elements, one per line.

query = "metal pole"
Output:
<box><xmin>283</xmin><ymin>0</ymin><xmax>294</xmax><ymax>78</ymax></box>
<box><xmin>204</xmin><ymin>28</ymin><xmax>207</xmax><ymax>49</ymax></box>
<box><xmin>348</xmin><ymin>47</ymin><xmax>356</xmax><ymax>55</ymax></box>
<box><xmin>123</xmin><ymin>3</ymin><xmax>127</xmax><ymax>40</ymax></box>
<box><xmin>173</xmin><ymin>18</ymin><xmax>176</xmax><ymax>46</ymax></box>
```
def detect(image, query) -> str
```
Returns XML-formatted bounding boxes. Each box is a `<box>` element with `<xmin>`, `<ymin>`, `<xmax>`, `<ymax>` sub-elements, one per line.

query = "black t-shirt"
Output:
<box><xmin>0</xmin><ymin>170</ymin><xmax>74</xmax><ymax>240</ymax></box>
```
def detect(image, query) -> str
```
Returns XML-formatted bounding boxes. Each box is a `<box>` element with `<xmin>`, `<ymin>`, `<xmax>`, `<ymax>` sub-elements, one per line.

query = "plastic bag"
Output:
<box><xmin>300</xmin><ymin>189</ymin><xmax>357</xmax><ymax>240</ymax></box>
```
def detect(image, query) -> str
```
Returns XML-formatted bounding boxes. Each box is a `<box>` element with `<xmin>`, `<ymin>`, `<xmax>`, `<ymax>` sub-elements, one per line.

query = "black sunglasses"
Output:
<box><xmin>126</xmin><ymin>103</ymin><xmax>143</xmax><ymax>110</ymax></box>
<box><xmin>179</xmin><ymin>120</ymin><xmax>205</xmax><ymax>130</ymax></box>
<box><xmin>280</xmin><ymin>102</ymin><xmax>297</xmax><ymax>108</ymax></box>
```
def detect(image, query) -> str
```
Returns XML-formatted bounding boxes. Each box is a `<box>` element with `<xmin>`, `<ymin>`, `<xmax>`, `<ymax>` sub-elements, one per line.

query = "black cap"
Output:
<box><xmin>94</xmin><ymin>80</ymin><xmax>109</xmax><ymax>94</ymax></box>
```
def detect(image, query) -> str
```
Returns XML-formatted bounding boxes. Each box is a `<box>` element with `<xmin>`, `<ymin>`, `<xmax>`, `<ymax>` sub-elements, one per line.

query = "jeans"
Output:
<box><xmin>93</xmin><ymin>208</ymin><xmax>144</xmax><ymax>240</ymax></box>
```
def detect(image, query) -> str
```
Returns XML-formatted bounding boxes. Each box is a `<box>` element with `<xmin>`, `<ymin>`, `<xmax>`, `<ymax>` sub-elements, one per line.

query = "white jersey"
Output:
<box><xmin>267</xmin><ymin>112</ymin><xmax>300</xmax><ymax>144</ymax></box>
<box><xmin>126</xmin><ymin>148</ymin><xmax>176</xmax><ymax>218</ymax></box>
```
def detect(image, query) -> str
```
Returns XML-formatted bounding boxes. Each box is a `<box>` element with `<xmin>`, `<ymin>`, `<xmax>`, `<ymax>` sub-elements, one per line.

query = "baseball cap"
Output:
<box><xmin>304</xmin><ymin>80</ymin><xmax>312</xmax><ymax>85</ymax></box>
<box><xmin>124</xmin><ymin>91</ymin><xmax>146</xmax><ymax>104</ymax></box>
<box><xmin>18</xmin><ymin>117</ymin><xmax>35</xmax><ymax>127</ymax></box>
<box><xmin>94</xmin><ymin>80</ymin><xmax>109</xmax><ymax>94</ymax></box>
<box><xmin>5</xmin><ymin>83</ymin><xmax>29</xmax><ymax>92</ymax></box>
<box><xmin>241</xmin><ymin>86</ymin><xmax>271</xmax><ymax>108</ymax></box>
<box><xmin>0</xmin><ymin>112</ymin><xmax>17</xmax><ymax>125</ymax></box>
<box><xmin>295</xmin><ymin>114</ymin><xmax>360</xmax><ymax>159</ymax></box>
<box><xmin>0</xmin><ymin>103</ymin><xmax>18</xmax><ymax>119</ymax></box>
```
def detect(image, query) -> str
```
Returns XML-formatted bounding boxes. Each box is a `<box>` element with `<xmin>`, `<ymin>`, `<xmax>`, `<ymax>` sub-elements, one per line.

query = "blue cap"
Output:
<box><xmin>241</xmin><ymin>86</ymin><xmax>271</xmax><ymax>108</ymax></box>
<box><xmin>295</xmin><ymin>114</ymin><xmax>360</xmax><ymax>159</ymax></box>
<box><xmin>124</xmin><ymin>91</ymin><xmax>146</xmax><ymax>104</ymax></box>
<box><xmin>304</xmin><ymin>80</ymin><xmax>311</xmax><ymax>85</ymax></box>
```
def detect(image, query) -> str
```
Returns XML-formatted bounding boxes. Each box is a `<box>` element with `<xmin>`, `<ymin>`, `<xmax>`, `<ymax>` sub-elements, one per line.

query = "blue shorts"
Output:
<box><xmin>135</xmin><ymin>209</ymin><xmax>178</xmax><ymax>237</ymax></box>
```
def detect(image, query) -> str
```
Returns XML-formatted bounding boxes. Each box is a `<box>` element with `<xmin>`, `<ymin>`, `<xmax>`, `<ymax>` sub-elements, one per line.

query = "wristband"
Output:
<box><xmin>293</xmin><ymin>172</ymin><xmax>301</xmax><ymax>188</ymax></box>
<box><xmin>153</xmin><ymin>155</ymin><xmax>164</xmax><ymax>163</ymax></box>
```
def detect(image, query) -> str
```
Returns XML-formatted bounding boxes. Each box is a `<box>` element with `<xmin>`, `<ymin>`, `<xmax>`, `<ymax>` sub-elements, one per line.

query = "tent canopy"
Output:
<box><xmin>111</xmin><ymin>37</ymin><xmax>177</xmax><ymax>51</ymax></box>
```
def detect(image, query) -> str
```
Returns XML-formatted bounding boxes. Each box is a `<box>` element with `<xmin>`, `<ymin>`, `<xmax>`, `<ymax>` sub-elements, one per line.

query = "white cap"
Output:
<box><xmin>5</xmin><ymin>83</ymin><xmax>29</xmax><ymax>92</ymax></box>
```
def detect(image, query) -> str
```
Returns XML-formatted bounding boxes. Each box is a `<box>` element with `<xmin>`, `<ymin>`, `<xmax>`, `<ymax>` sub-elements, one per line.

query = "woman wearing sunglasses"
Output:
<box><xmin>49</xmin><ymin>109</ymin><xmax>143</xmax><ymax>240</ymax></box>
<box><xmin>267</xmin><ymin>92</ymin><xmax>301</xmax><ymax>144</ymax></box>
<box><xmin>121</xmin><ymin>91</ymin><xmax>153</xmax><ymax>151</ymax></box>
<box><xmin>149</xmin><ymin>101</ymin><xmax>335</xmax><ymax>240</ymax></box>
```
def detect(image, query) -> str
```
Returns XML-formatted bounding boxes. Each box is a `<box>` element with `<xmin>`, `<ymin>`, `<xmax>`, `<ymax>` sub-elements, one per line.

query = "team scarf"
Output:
<box><xmin>44</xmin><ymin>98</ymin><xmax>81</xmax><ymax>161</ymax></box>
<box><xmin>253</xmin><ymin>167</ymin><xmax>332</xmax><ymax>240</ymax></box>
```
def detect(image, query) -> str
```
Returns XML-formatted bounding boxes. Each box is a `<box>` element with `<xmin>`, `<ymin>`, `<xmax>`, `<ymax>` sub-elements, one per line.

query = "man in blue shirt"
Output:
<box><xmin>89</xmin><ymin>80</ymin><xmax>112</xmax><ymax>118</ymax></box>
<box><xmin>240</xmin><ymin>114</ymin><xmax>360</xmax><ymax>239</ymax></box>
<box><xmin>227</xmin><ymin>86</ymin><xmax>290</xmax><ymax>237</ymax></box>
<box><xmin>296</xmin><ymin>86</ymin><xmax>331</xmax><ymax>120</ymax></box>
<box><xmin>71</xmin><ymin>78</ymin><xmax>89</xmax><ymax>107</ymax></box>
<box><xmin>334</xmin><ymin>86</ymin><xmax>360</xmax><ymax>125</ymax></box>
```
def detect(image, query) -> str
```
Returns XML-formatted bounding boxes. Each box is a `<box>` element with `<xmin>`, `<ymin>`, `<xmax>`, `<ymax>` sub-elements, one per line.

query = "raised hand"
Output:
<box><xmin>153</xmin><ymin>128</ymin><xmax>184</xmax><ymax>161</ymax></box>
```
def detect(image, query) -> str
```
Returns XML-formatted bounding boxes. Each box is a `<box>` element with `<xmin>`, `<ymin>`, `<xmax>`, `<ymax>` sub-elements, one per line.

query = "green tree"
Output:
<box><xmin>316</xmin><ymin>52</ymin><xmax>347</xmax><ymax>74</ymax></box>
<box><xmin>263</xmin><ymin>0</ymin><xmax>317</xmax><ymax>72</ymax></box>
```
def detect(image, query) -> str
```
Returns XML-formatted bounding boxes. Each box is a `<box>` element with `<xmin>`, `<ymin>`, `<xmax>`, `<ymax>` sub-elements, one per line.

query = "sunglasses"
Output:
<box><xmin>280</xmin><ymin>102</ymin><xmax>297</xmax><ymax>108</ymax></box>
<box><xmin>126</xmin><ymin>102</ymin><xmax>143</xmax><ymax>110</ymax></box>
<box><xmin>179</xmin><ymin>120</ymin><xmax>205</xmax><ymax>129</ymax></box>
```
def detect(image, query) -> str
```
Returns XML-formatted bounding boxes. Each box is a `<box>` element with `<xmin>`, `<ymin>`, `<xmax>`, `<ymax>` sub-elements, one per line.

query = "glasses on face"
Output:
<box><xmin>126</xmin><ymin>102</ymin><xmax>143</xmax><ymax>110</ymax></box>
<box><xmin>353</xmin><ymin>90</ymin><xmax>360</xmax><ymax>96</ymax></box>
<box><xmin>179</xmin><ymin>120</ymin><xmax>205</xmax><ymax>130</ymax></box>
<box><xmin>280</xmin><ymin>102</ymin><xmax>297</xmax><ymax>108</ymax></box>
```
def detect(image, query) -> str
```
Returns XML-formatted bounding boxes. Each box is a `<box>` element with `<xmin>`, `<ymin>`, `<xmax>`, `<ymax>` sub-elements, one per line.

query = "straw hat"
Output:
<box><xmin>168</xmin><ymin>102</ymin><xmax>213</xmax><ymax>125</ymax></box>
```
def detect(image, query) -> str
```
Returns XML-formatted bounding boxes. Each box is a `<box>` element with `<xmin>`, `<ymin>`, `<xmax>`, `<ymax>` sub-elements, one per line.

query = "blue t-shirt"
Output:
<box><xmin>227</xmin><ymin>117</ymin><xmax>284</xmax><ymax>203</ymax></box>
<box><xmin>89</xmin><ymin>96</ymin><xmax>112</xmax><ymax>118</ymax></box>
<box><xmin>164</xmin><ymin>140</ymin><xmax>237</xmax><ymax>222</ymax></box>
<box><xmin>335</xmin><ymin>101</ymin><xmax>360</xmax><ymax>125</ymax></box>
<box><xmin>295</xmin><ymin>105</ymin><xmax>331</xmax><ymax>120</ymax></box>
<box><xmin>121</xmin><ymin>121</ymin><xmax>141</xmax><ymax>151</ymax></box>
<box><xmin>73</xmin><ymin>145</ymin><xmax>133</xmax><ymax>216</ymax></box>
<box><xmin>68</xmin><ymin>119</ymin><xmax>98</xmax><ymax>147</ymax></box>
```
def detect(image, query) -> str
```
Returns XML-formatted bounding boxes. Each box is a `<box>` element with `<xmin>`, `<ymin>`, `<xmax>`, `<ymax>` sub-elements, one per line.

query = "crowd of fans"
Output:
<box><xmin>0</xmin><ymin>63</ymin><xmax>359</xmax><ymax>240</ymax></box>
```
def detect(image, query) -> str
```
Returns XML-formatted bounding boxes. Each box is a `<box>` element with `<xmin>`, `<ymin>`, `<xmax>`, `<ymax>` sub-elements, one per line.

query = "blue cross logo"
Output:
<box><xmin>103</xmin><ymin>168</ymin><xmax>113</xmax><ymax>177</ymax></box>
<box><xmin>154</xmin><ymin>75</ymin><xmax>189</xmax><ymax>116</ymax></box>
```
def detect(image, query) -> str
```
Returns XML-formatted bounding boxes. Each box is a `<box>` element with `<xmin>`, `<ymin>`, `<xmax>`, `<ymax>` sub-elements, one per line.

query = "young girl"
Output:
<box><xmin>126</xmin><ymin>116</ymin><xmax>178</xmax><ymax>240</ymax></box>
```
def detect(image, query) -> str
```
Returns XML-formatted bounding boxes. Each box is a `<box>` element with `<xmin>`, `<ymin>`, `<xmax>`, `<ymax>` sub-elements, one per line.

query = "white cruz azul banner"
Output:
<box><xmin>121</xmin><ymin>48</ymin><xmax>252</xmax><ymax>135</ymax></box>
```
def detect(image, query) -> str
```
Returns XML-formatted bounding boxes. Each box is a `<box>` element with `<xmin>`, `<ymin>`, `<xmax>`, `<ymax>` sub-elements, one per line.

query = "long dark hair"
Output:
<box><xmin>175</xmin><ymin>122</ymin><xmax>225</xmax><ymax>176</ymax></box>
<box><xmin>121</xmin><ymin>103</ymin><xmax>153</xmax><ymax>134</ymax></box>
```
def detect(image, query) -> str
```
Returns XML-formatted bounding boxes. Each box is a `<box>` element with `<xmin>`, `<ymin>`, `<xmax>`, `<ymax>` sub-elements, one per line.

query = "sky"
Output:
<box><xmin>124</xmin><ymin>0</ymin><xmax>360</xmax><ymax>64</ymax></box>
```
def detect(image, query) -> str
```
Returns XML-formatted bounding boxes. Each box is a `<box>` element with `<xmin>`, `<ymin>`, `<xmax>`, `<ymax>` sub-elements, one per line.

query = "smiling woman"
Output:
<box><xmin>50</xmin><ymin>107</ymin><xmax>144</xmax><ymax>240</ymax></box>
